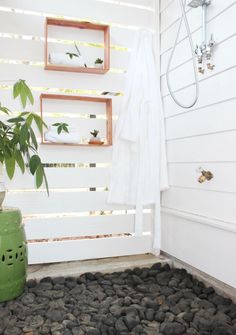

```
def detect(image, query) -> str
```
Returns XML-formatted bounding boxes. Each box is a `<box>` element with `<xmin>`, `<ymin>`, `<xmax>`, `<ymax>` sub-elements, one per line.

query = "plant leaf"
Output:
<box><xmin>13</xmin><ymin>80</ymin><xmax>34</xmax><ymax>108</ymax></box>
<box><xmin>62</xmin><ymin>124</ymin><xmax>69</xmax><ymax>133</ymax></box>
<box><xmin>29</xmin><ymin>128</ymin><xmax>38</xmax><ymax>150</ymax></box>
<box><xmin>5</xmin><ymin>156</ymin><xmax>16</xmax><ymax>179</ymax></box>
<box><xmin>32</xmin><ymin>113</ymin><xmax>47</xmax><ymax>134</ymax></box>
<box><xmin>7</xmin><ymin>116</ymin><xmax>25</xmax><ymax>123</ymax></box>
<box><xmin>29</xmin><ymin>155</ymin><xmax>41</xmax><ymax>175</ymax></box>
<box><xmin>36</xmin><ymin>165</ymin><xmax>44</xmax><ymax>188</ymax></box>
<box><xmin>58</xmin><ymin>125</ymin><xmax>63</xmax><ymax>134</ymax></box>
<box><xmin>15</xmin><ymin>150</ymin><xmax>25</xmax><ymax>173</ymax></box>
<box><xmin>0</xmin><ymin>105</ymin><xmax>11</xmax><ymax>115</ymax></box>
<box><xmin>43</xmin><ymin>167</ymin><xmax>49</xmax><ymax>196</ymax></box>
<box><xmin>26</xmin><ymin>114</ymin><xmax>33</xmax><ymax>127</ymax></box>
<box><xmin>19</xmin><ymin>81</ymin><xmax>27</xmax><ymax>108</ymax></box>
<box><xmin>13</xmin><ymin>80</ymin><xmax>21</xmax><ymax>99</ymax></box>
<box><xmin>19</xmin><ymin>123</ymin><xmax>29</xmax><ymax>144</ymax></box>
<box><xmin>23</xmin><ymin>81</ymin><xmax>34</xmax><ymax>105</ymax></box>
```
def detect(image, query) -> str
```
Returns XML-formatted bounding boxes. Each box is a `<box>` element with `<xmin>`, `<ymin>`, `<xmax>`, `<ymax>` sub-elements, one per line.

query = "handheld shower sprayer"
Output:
<box><xmin>166</xmin><ymin>0</ymin><xmax>215</xmax><ymax>109</ymax></box>
<box><xmin>166</xmin><ymin>0</ymin><xmax>199</xmax><ymax>109</ymax></box>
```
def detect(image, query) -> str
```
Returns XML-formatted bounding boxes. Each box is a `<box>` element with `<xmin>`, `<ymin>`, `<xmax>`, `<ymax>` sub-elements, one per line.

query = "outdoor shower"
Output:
<box><xmin>166</xmin><ymin>0</ymin><xmax>215</xmax><ymax>108</ymax></box>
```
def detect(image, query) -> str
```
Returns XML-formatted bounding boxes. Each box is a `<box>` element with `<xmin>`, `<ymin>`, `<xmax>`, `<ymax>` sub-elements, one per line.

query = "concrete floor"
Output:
<box><xmin>27</xmin><ymin>254</ymin><xmax>170</xmax><ymax>280</ymax></box>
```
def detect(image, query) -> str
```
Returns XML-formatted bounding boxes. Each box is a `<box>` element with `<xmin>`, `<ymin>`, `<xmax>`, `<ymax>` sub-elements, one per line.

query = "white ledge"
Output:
<box><xmin>161</xmin><ymin>207</ymin><xmax>236</xmax><ymax>234</ymax></box>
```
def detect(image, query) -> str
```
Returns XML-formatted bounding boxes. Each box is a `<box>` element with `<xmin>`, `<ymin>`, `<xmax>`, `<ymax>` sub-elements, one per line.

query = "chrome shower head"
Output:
<box><xmin>188</xmin><ymin>0</ymin><xmax>211</xmax><ymax>8</ymax></box>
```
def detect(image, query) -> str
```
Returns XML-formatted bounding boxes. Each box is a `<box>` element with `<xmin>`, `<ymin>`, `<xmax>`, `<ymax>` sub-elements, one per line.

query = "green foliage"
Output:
<box><xmin>52</xmin><ymin>122</ymin><xmax>69</xmax><ymax>134</ymax></box>
<box><xmin>66</xmin><ymin>52</ymin><xmax>79</xmax><ymax>59</ymax></box>
<box><xmin>0</xmin><ymin>80</ymin><xmax>50</xmax><ymax>194</ymax></box>
<box><xmin>90</xmin><ymin>129</ymin><xmax>99</xmax><ymax>137</ymax></box>
<box><xmin>13</xmin><ymin>80</ymin><xmax>34</xmax><ymax>108</ymax></box>
<box><xmin>95</xmin><ymin>58</ymin><xmax>103</xmax><ymax>64</ymax></box>
<box><xmin>0</xmin><ymin>104</ymin><xmax>11</xmax><ymax>115</ymax></box>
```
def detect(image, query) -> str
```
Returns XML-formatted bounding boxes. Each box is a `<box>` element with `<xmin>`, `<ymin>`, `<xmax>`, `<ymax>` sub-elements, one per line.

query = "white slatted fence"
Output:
<box><xmin>1</xmin><ymin>0</ymin><xmax>155</xmax><ymax>264</ymax></box>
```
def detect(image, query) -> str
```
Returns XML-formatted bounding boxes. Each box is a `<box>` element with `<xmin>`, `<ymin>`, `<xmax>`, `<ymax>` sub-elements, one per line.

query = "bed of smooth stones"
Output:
<box><xmin>0</xmin><ymin>263</ymin><xmax>236</xmax><ymax>335</ymax></box>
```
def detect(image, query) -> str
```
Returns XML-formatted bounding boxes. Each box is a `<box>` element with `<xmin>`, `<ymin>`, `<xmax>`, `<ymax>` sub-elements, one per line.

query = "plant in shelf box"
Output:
<box><xmin>94</xmin><ymin>58</ymin><xmax>103</xmax><ymax>68</ymax></box>
<box><xmin>89</xmin><ymin>129</ymin><xmax>104</xmax><ymax>145</ymax></box>
<box><xmin>52</xmin><ymin>122</ymin><xmax>69</xmax><ymax>134</ymax></box>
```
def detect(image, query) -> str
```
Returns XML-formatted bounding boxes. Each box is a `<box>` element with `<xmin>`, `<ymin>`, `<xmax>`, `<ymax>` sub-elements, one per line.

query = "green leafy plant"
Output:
<box><xmin>95</xmin><ymin>58</ymin><xmax>103</xmax><ymax>64</ymax></box>
<box><xmin>90</xmin><ymin>129</ymin><xmax>99</xmax><ymax>137</ymax></box>
<box><xmin>52</xmin><ymin>122</ymin><xmax>69</xmax><ymax>134</ymax></box>
<box><xmin>0</xmin><ymin>80</ymin><xmax>62</xmax><ymax>194</ymax></box>
<box><xmin>66</xmin><ymin>52</ymin><xmax>79</xmax><ymax>59</ymax></box>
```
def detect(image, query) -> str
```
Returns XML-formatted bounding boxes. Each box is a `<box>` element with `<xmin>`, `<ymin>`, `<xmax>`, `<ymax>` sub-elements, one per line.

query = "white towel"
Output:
<box><xmin>108</xmin><ymin>30</ymin><xmax>169</xmax><ymax>250</ymax></box>
<box><xmin>49</xmin><ymin>53</ymin><xmax>85</xmax><ymax>67</ymax></box>
<box><xmin>44</xmin><ymin>127</ymin><xmax>80</xmax><ymax>144</ymax></box>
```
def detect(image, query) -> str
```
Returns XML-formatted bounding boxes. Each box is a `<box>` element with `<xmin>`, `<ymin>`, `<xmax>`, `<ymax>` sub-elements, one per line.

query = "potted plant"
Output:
<box><xmin>94</xmin><ymin>58</ymin><xmax>103</xmax><ymax>69</ymax></box>
<box><xmin>89</xmin><ymin>130</ymin><xmax>104</xmax><ymax>145</ymax></box>
<box><xmin>0</xmin><ymin>79</ymin><xmax>60</xmax><ymax>302</ymax></box>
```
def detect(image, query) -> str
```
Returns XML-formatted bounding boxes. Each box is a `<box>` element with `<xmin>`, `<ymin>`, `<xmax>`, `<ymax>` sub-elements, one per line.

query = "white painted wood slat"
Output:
<box><xmin>168</xmin><ymin>162</ymin><xmax>236</xmax><ymax>194</ymax></box>
<box><xmin>163</xmin><ymin>66</ymin><xmax>236</xmax><ymax>118</ymax></box>
<box><xmin>0</xmin><ymin>64</ymin><xmax>125</xmax><ymax>93</ymax></box>
<box><xmin>0</xmin><ymin>11</ymin><xmax>136</xmax><ymax>51</ymax></box>
<box><xmin>5</xmin><ymin>167</ymin><xmax>111</xmax><ymax>189</ymax></box>
<box><xmin>37</xmin><ymin>145</ymin><xmax>112</xmax><ymax>163</ymax></box>
<box><xmin>28</xmin><ymin>235</ymin><xmax>153</xmax><ymax>264</ymax></box>
<box><xmin>5</xmin><ymin>191</ymin><xmax>133</xmax><ymax>215</ymax></box>
<box><xmin>0</xmin><ymin>38</ymin><xmax>130</xmax><ymax>70</ymax></box>
<box><xmin>0</xmin><ymin>91</ymin><xmax>122</xmax><ymax>118</ymax></box>
<box><xmin>166</xmin><ymin>98</ymin><xmax>236</xmax><ymax>140</ymax></box>
<box><xmin>0</xmin><ymin>0</ymin><xmax>153</xmax><ymax>28</ymax></box>
<box><xmin>162</xmin><ymin>187</ymin><xmax>236</xmax><ymax>224</ymax></box>
<box><xmin>167</xmin><ymin>131</ymin><xmax>235</xmax><ymax>163</ymax></box>
<box><xmin>24</xmin><ymin>213</ymin><xmax>152</xmax><ymax>239</ymax></box>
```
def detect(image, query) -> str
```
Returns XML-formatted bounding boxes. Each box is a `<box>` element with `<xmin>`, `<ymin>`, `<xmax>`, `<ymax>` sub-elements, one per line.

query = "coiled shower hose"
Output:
<box><xmin>166</xmin><ymin>0</ymin><xmax>199</xmax><ymax>108</ymax></box>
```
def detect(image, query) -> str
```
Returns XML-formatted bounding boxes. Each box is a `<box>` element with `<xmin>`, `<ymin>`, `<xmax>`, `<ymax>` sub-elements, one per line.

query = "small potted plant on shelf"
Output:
<box><xmin>89</xmin><ymin>130</ymin><xmax>104</xmax><ymax>145</ymax></box>
<box><xmin>94</xmin><ymin>58</ymin><xmax>103</xmax><ymax>69</ymax></box>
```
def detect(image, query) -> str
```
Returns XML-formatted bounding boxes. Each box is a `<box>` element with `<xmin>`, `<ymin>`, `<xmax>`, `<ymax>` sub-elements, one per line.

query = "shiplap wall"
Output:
<box><xmin>0</xmin><ymin>0</ymin><xmax>155</xmax><ymax>264</ymax></box>
<box><xmin>160</xmin><ymin>0</ymin><xmax>236</xmax><ymax>288</ymax></box>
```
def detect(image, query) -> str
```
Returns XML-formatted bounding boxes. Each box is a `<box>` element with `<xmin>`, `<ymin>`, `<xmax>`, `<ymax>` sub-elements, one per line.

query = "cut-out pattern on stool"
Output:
<box><xmin>1</xmin><ymin>244</ymin><xmax>27</xmax><ymax>266</ymax></box>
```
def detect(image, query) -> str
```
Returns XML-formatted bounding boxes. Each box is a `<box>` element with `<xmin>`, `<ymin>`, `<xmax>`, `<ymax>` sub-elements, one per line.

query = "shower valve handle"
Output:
<box><xmin>207</xmin><ymin>63</ymin><xmax>215</xmax><ymax>70</ymax></box>
<box><xmin>208</xmin><ymin>34</ymin><xmax>215</xmax><ymax>48</ymax></box>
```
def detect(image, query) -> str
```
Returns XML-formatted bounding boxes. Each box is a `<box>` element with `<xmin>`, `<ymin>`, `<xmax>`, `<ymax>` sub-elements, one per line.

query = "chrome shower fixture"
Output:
<box><xmin>188</xmin><ymin>0</ymin><xmax>210</xmax><ymax>8</ymax></box>
<box><xmin>189</xmin><ymin>0</ymin><xmax>215</xmax><ymax>74</ymax></box>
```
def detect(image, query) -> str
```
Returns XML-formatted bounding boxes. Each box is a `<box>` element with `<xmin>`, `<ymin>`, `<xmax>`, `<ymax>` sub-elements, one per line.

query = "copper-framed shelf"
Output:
<box><xmin>45</xmin><ymin>18</ymin><xmax>110</xmax><ymax>74</ymax></box>
<box><xmin>40</xmin><ymin>93</ymin><xmax>112</xmax><ymax>146</ymax></box>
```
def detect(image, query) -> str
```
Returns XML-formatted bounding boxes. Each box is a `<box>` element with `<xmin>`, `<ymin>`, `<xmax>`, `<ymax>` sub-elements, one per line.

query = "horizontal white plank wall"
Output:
<box><xmin>161</xmin><ymin>211</ymin><xmax>236</xmax><ymax>288</ymax></box>
<box><xmin>160</xmin><ymin>0</ymin><xmax>236</xmax><ymax>288</ymax></box>
<box><xmin>2</xmin><ymin>0</ymin><xmax>155</xmax><ymax>263</ymax></box>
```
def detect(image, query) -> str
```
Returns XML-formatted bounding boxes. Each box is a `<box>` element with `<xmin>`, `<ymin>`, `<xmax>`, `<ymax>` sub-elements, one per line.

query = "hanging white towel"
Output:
<box><xmin>44</xmin><ymin>126</ymin><xmax>80</xmax><ymax>144</ymax></box>
<box><xmin>49</xmin><ymin>53</ymin><xmax>85</xmax><ymax>67</ymax></box>
<box><xmin>108</xmin><ymin>30</ymin><xmax>169</xmax><ymax>251</ymax></box>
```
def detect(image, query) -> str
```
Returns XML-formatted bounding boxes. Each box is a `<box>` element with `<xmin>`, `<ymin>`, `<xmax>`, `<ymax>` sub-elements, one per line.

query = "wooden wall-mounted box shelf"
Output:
<box><xmin>40</xmin><ymin>93</ymin><xmax>112</xmax><ymax>146</ymax></box>
<box><xmin>45</xmin><ymin>18</ymin><xmax>110</xmax><ymax>74</ymax></box>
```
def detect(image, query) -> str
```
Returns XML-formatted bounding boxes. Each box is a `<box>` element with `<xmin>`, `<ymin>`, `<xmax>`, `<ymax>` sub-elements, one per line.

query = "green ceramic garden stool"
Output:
<box><xmin>0</xmin><ymin>208</ymin><xmax>27</xmax><ymax>302</ymax></box>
